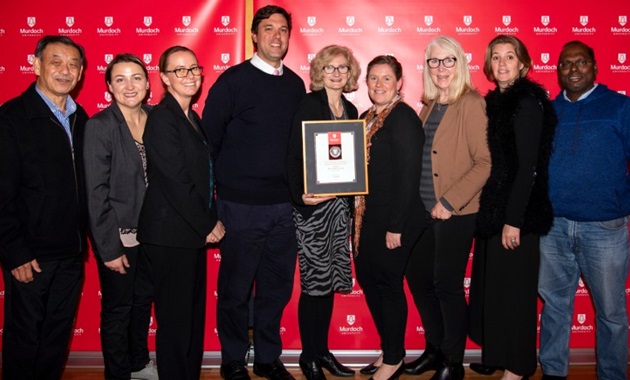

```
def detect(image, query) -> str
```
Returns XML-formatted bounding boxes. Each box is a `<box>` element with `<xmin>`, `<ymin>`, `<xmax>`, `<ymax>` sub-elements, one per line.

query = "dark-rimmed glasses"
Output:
<box><xmin>426</xmin><ymin>57</ymin><xmax>457</xmax><ymax>69</ymax></box>
<box><xmin>323</xmin><ymin>65</ymin><xmax>349</xmax><ymax>74</ymax></box>
<box><xmin>165</xmin><ymin>66</ymin><xmax>204</xmax><ymax>78</ymax></box>
<box><xmin>558</xmin><ymin>59</ymin><xmax>593</xmax><ymax>71</ymax></box>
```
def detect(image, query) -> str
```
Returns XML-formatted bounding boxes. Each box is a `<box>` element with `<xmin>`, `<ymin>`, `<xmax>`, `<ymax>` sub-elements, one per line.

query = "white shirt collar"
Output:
<box><xmin>563</xmin><ymin>83</ymin><xmax>598</xmax><ymax>102</ymax></box>
<box><xmin>250</xmin><ymin>53</ymin><xmax>283</xmax><ymax>75</ymax></box>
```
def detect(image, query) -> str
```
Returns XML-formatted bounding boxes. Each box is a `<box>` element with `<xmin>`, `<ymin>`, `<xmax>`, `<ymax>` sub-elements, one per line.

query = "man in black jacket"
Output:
<box><xmin>0</xmin><ymin>35</ymin><xmax>89</xmax><ymax>380</ymax></box>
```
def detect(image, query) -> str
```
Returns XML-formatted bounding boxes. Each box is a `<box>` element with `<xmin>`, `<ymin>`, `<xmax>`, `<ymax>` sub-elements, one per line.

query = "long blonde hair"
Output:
<box><xmin>422</xmin><ymin>36</ymin><xmax>475</xmax><ymax>104</ymax></box>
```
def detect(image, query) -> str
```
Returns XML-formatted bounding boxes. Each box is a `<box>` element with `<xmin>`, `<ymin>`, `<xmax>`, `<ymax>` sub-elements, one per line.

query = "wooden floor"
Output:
<box><xmin>60</xmin><ymin>365</ymin><xmax>603</xmax><ymax>379</ymax></box>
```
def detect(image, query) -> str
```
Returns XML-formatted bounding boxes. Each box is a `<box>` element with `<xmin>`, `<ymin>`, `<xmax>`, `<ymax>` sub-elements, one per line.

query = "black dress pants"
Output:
<box><xmin>2</xmin><ymin>255</ymin><xmax>83</xmax><ymax>380</ymax></box>
<box><xmin>405</xmin><ymin>213</ymin><xmax>476</xmax><ymax>364</ymax></box>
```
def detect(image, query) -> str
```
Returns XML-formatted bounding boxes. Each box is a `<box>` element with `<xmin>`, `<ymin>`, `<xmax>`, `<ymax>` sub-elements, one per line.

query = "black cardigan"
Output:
<box><xmin>287</xmin><ymin>89</ymin><xmax>358</xmax><ymax>220</ymax></box>
<box><xmin>476</xmin><ymin>78</ymin><xmax>557</xmax><ymax>238</ymax></box>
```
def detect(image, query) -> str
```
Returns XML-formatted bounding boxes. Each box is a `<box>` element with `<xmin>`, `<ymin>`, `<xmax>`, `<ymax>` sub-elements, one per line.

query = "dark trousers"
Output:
<box><xmin>298</xmin><ymin>293</ymin><xmax>334</xmax><ymax>361</ymax></box>
<box><xmin>2</xmin><ymin>255</ymin><xmax>83</xmax><ymax>380</ymax></box>
<box><xmin>216</xmin><ymin>200</ymin><xmax>297</xmax><ymax>365</ymax></box>
<box><xmin>355</xmin><ymin>221</ymin><xmax>411</xmax><ymax>365</ymax></box>
<box><xmin>96</xmin><ymin>245</ymin><xmax>153</xmax><ymax>379</ymax></box>
<box><xmin>144</xmin><ymin>244</ymin><xmax>206</xmax><ymax>380</ymax></box>
<box><xmin>405</xmin><ymin>213</ymin><xmax>476</xmax><ymax>364</ymax></box>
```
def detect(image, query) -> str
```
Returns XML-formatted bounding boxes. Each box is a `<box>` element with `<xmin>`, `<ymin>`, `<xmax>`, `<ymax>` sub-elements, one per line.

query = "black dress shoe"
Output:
<box><xmin>253</xmin><ymin>359</ymin><xmax>295</xmax><ymax>380</ymax></box>
<box><xmin>221</xmin><ymin>362</ymin><xmax>251</xmax><ymax>380</ymax></box>
<box><xmin>429</xmin><ymin>363</ymin><xmax>464</xmax><ymax>380</ymax></box>
<box><xmin>469</xmin><ymin>363</ymin><xmax>498</xmax><ymax>375</ymax></box>
<box><xmin>360</xmin><ymin>363</ymin><xmax>379</xmax><ymax>375</ymax></box>
<box><xmin>369</xmin><ymin>362</ymin><xmax>406</xmax><ymax>380</ymax></box>
<box><xmin>299</xmin><ymin>358</ymin><xmax>326</xmax><ymax>380</ymax></box>
<box><xmin>404</xmin><ymin>347</ymin><xmax>441</xmax><ymax>375</ymax></box>
<box><xmin>318</xmin><ymin>353</ymin><xmax>355</xmax><ymax>377</ymax></box>
<box><xmin>541</xmin><ymin>375</ymin><xmax>567</xmax><ymax>380</ymax></box>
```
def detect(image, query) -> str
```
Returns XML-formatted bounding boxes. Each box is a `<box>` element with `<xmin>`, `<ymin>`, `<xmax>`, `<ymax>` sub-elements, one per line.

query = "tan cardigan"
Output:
<box><xmin>419</xmin><ymin>90</ymin><xmax>491</xmax><ymax>215</ymax></box>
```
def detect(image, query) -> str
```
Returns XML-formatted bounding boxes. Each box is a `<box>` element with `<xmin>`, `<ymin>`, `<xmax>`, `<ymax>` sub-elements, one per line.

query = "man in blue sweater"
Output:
<box><xmin>538</xmin><ymin>41</ymin><xmax>630</xmax><ymax>380</ymax></box>
<box><xmin>202</xmin><ymin>5</ymin><xmax>305</xmax><ymax>380</ymax></box>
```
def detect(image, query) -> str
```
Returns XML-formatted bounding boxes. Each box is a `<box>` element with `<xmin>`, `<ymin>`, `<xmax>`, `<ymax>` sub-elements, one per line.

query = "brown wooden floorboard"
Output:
<box><xmin>59</xmin><ymin>365</ymin><xmax>605</xmax><ymax>380</ymax></box>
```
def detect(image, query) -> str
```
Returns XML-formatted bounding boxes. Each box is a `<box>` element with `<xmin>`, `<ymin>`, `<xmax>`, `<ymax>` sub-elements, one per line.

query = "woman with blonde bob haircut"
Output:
<box><xmin>404</xmin><ymin>35</ymin><xmax>490</xmax><ymax>380</ymax></box>
<box><xmin>308</xmin><ymin>45</ymin><xmax>361</xmax><ymax>92</ymax></box>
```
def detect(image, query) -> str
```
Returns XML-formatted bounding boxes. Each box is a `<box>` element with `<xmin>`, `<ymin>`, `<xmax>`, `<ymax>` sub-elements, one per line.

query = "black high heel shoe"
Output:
<box><xmin>404</xmin><ymin>344</ymin><xmax>441</xmax><ymax>375</ymax></box>
<box><xmin>369</xmin><ymin>362</ymin><xmax>406</xmax><ymax>380</ymax></box>
<box><xmin>360</xmin><ymin>363</ymin><xmax>379</xmax><ymax>375</ymax></box>
<box><xmin>318</xmin><ymin>353</ymin><xmax>355</xmax><ymax>377</ymax></box>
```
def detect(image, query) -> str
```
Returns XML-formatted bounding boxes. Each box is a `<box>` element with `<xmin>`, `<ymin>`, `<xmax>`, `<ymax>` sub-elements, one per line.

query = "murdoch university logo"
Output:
<box><xmin>143</xmin><ymin>54</ymin><xmax>152</xmax><ymax>64</ymax></box>
<box><xmin>307</xmin><ymin>53</ymin><xmax>316</xmax><ymax>62</ymax></box>
<box><xmin>620</xmin><ymin>15</ymin><xmax>628</xmax><ymax>27</ymax></box>
<box><xmin>104</xmin><ymin>16</ymin><xmax>114</xmax><ymax>27</ymax></box>
<box><xmin>221</xmin><ymin>16</ymin><xmax>230</xmax><ymax>26</ymax></box>
<box><xmin>580</xmin><ymin>15</ymin><xmax>588</xmax><ymax>26</ymax></box>
<box><xmin>425</xmin><ymin>16</ymin><xmax>433</xmax><ymax>26</ymax></box>
<box><xmin>577</xmin><ymin>314</ymin><xmax>586</xmax><ymax>324</ymax></box>
<box><xmin>502</xmin><ymin>15</ymin><xmax>511</xmax><ymax>26</ymax></box>
<box><xmin>541</xmin><ymin>53</ymin><xmax>550</xmax><ymax>64</ymax></box>
<box><xmin>182</xmin><ymin>16</ymin><xmax>191</xmax><ymax>27</ymax></box>
<box><xmin>465</xmin><ymin>53</ymin><xmax>472</xmax><ymax>63</ymax></box>
<box><xmin>619</xmin><ymin>53</ymin><xmax>627</xmax><ymax>64</ymax></box>
<box><xmin>104</xmin><ymin>54</ymin><xmax>113</xmax><ymax>64</ymax></box>
<box><xmin>66</xmin><ymin>17</ymin><xmax>75</xmax><ymax>27</ymax></box>
<box><xmin>221</xmin><ymin>53</ymin><xmax>230</xmax><ymax>64</ymax></box>
<box><xmin>104</xmin><ymin>92</ymin><xmax>112</xmax><ymax>103</ymax></box>
<box><xmin>463</xmin><ymin>15</ymin><xmax>472</xmax><ymax>26</ymax></box>
<box><xmin>385</xmin><ymin>16</ymin><xmax>394</xmax><ymax>26</ymax></box>
<box><xmin>307</xmin><ymin>16</ymin><xmax>316</xmax><ymax>27</ymax></box>
<box><xmin>27</xmin><ymin>54</ymin><xmax>35</xmax><ymax>65</ymax></box>
<box><xmin>144</xmin><ymin>16</ymin><xmax>152</xmax><ymax>27</ymax></box>
<box><xmin>27</xmin><ymin>17</ymin><xmax>36</xmax><ymax>27</ymax></box>
<box><xmin>541</xmin><ymin>15</ymin><xmax>550</xmax><ymax>26</ymax></box>
<box><xmin>346</xmin><ymin>16</ymin><xmax>355</xmax><ymax>27</ymax></box>
<box><xmin>346</xmin><ymin>315</ymin><xmax>356</xmax><ymax>326</ymax></box>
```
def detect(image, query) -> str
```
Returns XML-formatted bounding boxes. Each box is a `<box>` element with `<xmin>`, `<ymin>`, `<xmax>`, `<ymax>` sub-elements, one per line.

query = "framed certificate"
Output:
<box><xmin>302</xmin><ymin>120</ymin><xmax>368</xmax><ymax>196</ymax></box>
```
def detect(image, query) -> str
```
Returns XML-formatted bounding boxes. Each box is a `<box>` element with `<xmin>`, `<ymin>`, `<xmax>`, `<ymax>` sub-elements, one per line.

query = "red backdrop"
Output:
<box><xmin>1</xmin><ymin>0</ymin><xmax>629</xmax><ymax>354</ymax></box>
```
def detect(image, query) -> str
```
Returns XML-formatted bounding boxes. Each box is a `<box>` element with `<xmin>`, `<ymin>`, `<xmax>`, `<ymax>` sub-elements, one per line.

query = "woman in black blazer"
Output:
<box><xmin>138</xmin><ymin>46</ymin><xmax>224</xmax><ymax>380</ymax></box>
<box><xmin>287</xmin><ymin>45</ymin><xmax>360</xmax><ymax>380</ymax></box>
<box><xmin>83</xmin><ymin>53</ymin><xmax>157</xmax><ymax>380</ymax></box>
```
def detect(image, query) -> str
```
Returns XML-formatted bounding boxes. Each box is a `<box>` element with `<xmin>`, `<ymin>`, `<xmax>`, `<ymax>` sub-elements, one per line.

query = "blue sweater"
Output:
<box><xmin>549</xmin><ymin>84</ymin><xmax>630</xmax><ymax>221</ymax></box>
<box><xmin>202</xmin><ymin>60</ymin><xmax>305</xmax><ymax>204</ymax></box>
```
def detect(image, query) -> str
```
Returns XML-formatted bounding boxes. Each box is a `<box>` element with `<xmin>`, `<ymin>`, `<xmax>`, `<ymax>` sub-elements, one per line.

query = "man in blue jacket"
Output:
<box><xmin>0</xmin><ymin>35</ymin><xmax>88</xmax><ymax>380</ymax></box>
<box><xmin>539</xmin><ymin>40</ymin><xmax>630</xmax><ymax>380</ymax></box>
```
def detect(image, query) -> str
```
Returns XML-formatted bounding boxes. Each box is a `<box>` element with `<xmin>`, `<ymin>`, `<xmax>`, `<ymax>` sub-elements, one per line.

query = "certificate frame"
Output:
<box><xmin>302</xmin><ymin>120</ymin><xmax>368</xmax><ymax>196</ymax></box>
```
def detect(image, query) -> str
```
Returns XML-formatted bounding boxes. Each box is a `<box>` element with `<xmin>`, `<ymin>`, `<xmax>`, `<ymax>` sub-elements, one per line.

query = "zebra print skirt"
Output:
<box><xmin>294</xmin><ymin>197</ymin><xmax>352</xmax><ymax>296</ymax></box>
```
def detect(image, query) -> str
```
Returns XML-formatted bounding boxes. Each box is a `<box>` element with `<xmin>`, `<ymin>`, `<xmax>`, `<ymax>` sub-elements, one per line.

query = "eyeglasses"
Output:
<box><xmin>426</xmin><ymin>57</ymin><xmax>457</xmax><ymax>69</ymax></box>
<box><xmin>558</xmin><ymin>59</ymin><xmax>593</xmax><ymax>71</ymax></box>
<box><xmin>164</xmin><ymin>66</ymin><xmax>204</xmax><ymax>78</ymax></box>
<box><xmin>323</xmin><ymin>65</ymin><xmax>349</xmax><ymax>74</ymax></box>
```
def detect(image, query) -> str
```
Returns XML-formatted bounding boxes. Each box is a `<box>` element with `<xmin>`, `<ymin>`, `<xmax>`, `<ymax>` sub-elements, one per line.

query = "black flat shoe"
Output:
<box><xmin>360</xmin><ymin>363</ymin><xmax>379</xmax><ymax>375</ymax></box>
<box><xmin>369</xmin><ymin>362</ymin><xmax>406</xmax><ymax>380</ymax></box>
<box><xmin>253</xmin><ymin>359</ymin><xmax>295</xmax><ymax>380</ymax></box>
<box><xmin>318</xmin><ymin>353</ymin><xmax>355</xmax><ymax>377</ymax></box>
<box><xmin>404</xmin><ymin>345</ymin><xmax>441</xmax><ymax>375</ymax></box>
<box><xmin>468</xmin><ymin>363</ymin><xmax>498</xmax><ymax>375</ymax></box>
<box><xmin>299</xmin><ymin>358</ymin><xmax>326</xmax><ymax>380</ymax></box>
<box><xmin>220</xmin><ymin>362</ymin><xmax>251</xmax><ymax>380</ymax></box>
<box><xmin>429</xmin><ymin>363</ymin><xmax>464</xmax><ymax>380</ymax></box>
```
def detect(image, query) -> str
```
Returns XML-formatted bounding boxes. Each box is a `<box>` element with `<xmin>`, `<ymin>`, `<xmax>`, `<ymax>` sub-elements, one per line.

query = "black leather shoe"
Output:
<box><xmin>429</xmin><ymin>363</ymin><xmax>464</xmax><ymax>380</ymax></box>
<box><xmin>541</xmin><ymin>375</ymin><xmax>567</xmax><ymax>380</ymax></box>
<box><xmin>369</xmin><ymin>362</ymin><xmax>406</xmax><ymax>380</ymax></box>
<box><xmin>360</xmin><ymin>363</ymin><xmax>379</xmax><ymax>375</ymax></box>
<box><xmin>299</xmin><ymin>358</ymin><xmax>326</xmax><ymax>380</ymax></box>
<box><xmin>404</xmin><ymin>346</ymin><xmax>441</xmax><ymax>375</ymax></box>
<box><xmin>318</xmin><ymin>352</ymin><xmax>355</xmax><ymax>377</ymax></box>
<box><xmin>221</xmin><ymin>362</ymin><xmax>251</xmax><ymax>380</ymax></box>
<box><xmin>254</xmin><ymin>359</ymin><xmax>295</xmax><ymax>380</ymax></box>
<box><xmin>469</xmin><ymin>363</ymin><xmax>498</xmax><ymax>375</ymax></box>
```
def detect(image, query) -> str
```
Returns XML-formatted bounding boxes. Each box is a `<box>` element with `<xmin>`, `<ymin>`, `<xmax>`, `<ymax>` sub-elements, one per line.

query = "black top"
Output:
<box><xmin>0</xmin><ymin>82</ymin><xmax>89</xmax><ymax>269</ymax></box>
<box><xmin>360</xmin><ymin>102</ymin><xmax>426</xmax><ymax>243</ymax></box>
<box><xmin>287</xmin><ymin>89</ymin><xmax>359</xmax><ymax>219</ymax></box>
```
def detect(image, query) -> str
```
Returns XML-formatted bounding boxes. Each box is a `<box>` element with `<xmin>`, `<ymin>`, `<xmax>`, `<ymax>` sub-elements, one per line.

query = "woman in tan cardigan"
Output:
<box><xmin>404</xmin><ymin>36</ymin><xmax>491</xmax><ymax>380</ymax></box>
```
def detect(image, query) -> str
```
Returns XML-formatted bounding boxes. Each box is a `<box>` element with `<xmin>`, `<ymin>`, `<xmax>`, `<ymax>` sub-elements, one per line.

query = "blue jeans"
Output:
<box><xmin>539</xmin><ymin>216</ymin><xmax>629</xmax><ymax>380</ymax></box>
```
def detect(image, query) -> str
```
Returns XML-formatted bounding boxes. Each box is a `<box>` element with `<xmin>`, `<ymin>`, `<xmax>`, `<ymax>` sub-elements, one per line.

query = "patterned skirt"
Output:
<box><xmin>294</xmin><ymin>197</ymin><xmax>352</xmax><ymax>296</ymax></box>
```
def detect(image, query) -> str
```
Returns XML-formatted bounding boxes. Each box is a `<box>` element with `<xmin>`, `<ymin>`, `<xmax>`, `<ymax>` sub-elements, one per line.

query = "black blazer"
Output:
<box><xmin>84</xmin><ymin>102</ymin><xmax>152</xmax><ymax>262</ymax></box>
<box><xmin>138</xmin><ymin>92</ymin><xmax>217</xmax><ymax>249</ymax></box>
<box><xmin>287</xmin><ymin>89</ymin><xmax>359</xmax><ymax>220</ymax></box>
